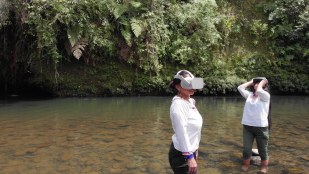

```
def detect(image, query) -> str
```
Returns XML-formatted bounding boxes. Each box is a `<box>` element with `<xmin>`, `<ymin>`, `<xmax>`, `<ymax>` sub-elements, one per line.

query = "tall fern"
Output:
<box><xmin>131</xmin><ymin>18</ymin><xmax>142</xmax><ymax>38</ymax></box>
<box><xmin>121</xmin><ymin>26</ymin><xmax>132</xmax><ymax>47</ymax></box>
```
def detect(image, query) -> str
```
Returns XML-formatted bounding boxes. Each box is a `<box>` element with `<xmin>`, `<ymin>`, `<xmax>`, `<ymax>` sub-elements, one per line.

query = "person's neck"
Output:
<box><xmin>178</xmin><ymin>94</ymin><xmax>190</xmax><ymax>101</ymax></box>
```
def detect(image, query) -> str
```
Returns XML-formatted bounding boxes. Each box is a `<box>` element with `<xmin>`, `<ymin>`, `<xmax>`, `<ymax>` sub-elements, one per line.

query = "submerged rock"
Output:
<box><xmin>252</xmin><ymin>148</ymin><xmax>259</xmax><ymax>156</ymax></box>
<box><xmin>250</xmin><ymin>156</ymin><xmax>261</xmax><ymax>166</ymax></box>
<box><xmin>37</xmin><ymin>141</ymin><xmax>53</xmax><ymax>148</ymax></box>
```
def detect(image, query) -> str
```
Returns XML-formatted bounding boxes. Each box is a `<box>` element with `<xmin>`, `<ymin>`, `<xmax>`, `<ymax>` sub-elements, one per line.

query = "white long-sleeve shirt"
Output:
<box><xmin>237</xmin><ymin>86</ymin><xmax>270</xmax><ymax>127</ymax></box>
<box><xmin>170</xmin><ymin>96</ymin><xmax>203</xmax><ymax>155</ymax></box>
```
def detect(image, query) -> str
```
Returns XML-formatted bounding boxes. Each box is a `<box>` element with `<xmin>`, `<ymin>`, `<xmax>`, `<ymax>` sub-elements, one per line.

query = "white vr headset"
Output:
<box><xmin>174</xmin><ymin>70</ymin><xmax>204</xmax><ymax>89</ymax></box>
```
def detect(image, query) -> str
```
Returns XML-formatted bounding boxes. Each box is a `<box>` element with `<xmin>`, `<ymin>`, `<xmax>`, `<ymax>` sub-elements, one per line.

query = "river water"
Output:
<box><xmin>0</xmin><ymin>95</ymin><xmax>308</xmax><ymax>174</ymax></box>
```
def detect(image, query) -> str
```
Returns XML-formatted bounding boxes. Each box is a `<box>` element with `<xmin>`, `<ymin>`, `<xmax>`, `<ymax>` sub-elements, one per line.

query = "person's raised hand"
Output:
<box><xmin>263</xmin><ymin>78</ymin><xmax>268</xmax><ymax>84</ymax></box>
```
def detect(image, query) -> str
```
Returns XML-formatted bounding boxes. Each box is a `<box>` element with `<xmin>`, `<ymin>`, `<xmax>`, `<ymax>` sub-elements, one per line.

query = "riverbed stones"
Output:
<box><xmin>199</xmin><ymin>168</ymin><xmax>221</xmax><ymax>174</ymax></box>
<box><xmin>0</xmin><ymin>111</ymin><xmax>307</xmax><ymax>174</ymax></box>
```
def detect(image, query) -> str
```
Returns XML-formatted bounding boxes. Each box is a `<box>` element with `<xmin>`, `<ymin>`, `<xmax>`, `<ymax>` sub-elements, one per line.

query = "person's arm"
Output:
<box><xmin>241</xmin><ymin>80</ymin><xmax>254</xmax><ymax>89</ymax></box>
<box><xmin>256</xmin><ymin>79</ymin><xmax>270</xmax><ymax>102</ymax></box>
<box><xmin>237</xmin><ymin>80</ymin><xmax>253</xmax><ymax>99</ymax></box>
<box><xmin>170</xmin><ymin>101</ymin><xmax>192</xmax><ymax>154</ymax></box>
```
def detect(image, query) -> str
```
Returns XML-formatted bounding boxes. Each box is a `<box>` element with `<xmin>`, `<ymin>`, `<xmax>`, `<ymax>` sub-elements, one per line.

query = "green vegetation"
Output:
<box><xmin>0</xmin><ymin>0</ymin><xmax>308</xmax><ymax>96</ymax></box>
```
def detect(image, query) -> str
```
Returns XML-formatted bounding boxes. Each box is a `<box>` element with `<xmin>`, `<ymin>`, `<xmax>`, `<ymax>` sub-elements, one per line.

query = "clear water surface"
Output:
<box><xmin>0</xmin><ymin>95</ymin><xmax>308</xmax><ymax>174</ymax></box>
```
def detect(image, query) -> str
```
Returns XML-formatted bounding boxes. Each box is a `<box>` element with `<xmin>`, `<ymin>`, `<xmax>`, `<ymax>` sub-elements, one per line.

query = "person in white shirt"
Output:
<box><xmin>237</xmin><ymin>77</ymin><xmax>272</xmax><ymax>173</ymax></box>
<box><xmin>168</xmin><ymin>70</ymin><xmax>204</xmax><ymax>174</ymax></box>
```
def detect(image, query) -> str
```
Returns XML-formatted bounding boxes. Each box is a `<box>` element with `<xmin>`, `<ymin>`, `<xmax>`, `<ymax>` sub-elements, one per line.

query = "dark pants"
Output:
<box><xmin>168</xmin><ymin>142</ymin><xmax>198</xmax><ymax>174</ymax></box>
<box><xmin>243</xmin><ymin>125</ymin><xmax>269</xmax><ymax>161</ymax></box>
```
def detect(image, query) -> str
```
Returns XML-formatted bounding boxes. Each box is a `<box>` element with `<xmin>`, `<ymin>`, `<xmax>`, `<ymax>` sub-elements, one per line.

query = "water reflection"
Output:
<box><xmin>0</xmin><ymin>96</ymin><xmax>308</xmax><ymax>173</ymax></box>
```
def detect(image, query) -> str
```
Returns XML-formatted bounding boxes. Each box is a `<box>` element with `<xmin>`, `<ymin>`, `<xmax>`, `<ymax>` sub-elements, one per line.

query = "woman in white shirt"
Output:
<box><xmin>237</xmin><ymin>77</ymin><xmax>272</xmax><ymax>173</ymax></box>
<box><xmin>168</xmin><ymin>70</ymin><xmax>204</xmax><ymax>174</ymax></box>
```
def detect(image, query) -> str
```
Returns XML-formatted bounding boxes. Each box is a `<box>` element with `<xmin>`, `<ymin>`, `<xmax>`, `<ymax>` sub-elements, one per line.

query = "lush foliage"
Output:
<box><xmin>0</xmin><ymin>0</ymin><xmax>308</xmax><ymax>96</ymax></box>
<box><xmin>261</xmin><ymin>0</ymin><xmax>309</xmax><ymax>93</ymax></box>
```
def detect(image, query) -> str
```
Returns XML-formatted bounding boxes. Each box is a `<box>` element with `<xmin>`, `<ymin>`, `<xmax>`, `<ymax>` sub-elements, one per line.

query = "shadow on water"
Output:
<box><xmin>0</xmin><ymin>96</ymin><xmax>308</xmax><ymax>173</ymax></box>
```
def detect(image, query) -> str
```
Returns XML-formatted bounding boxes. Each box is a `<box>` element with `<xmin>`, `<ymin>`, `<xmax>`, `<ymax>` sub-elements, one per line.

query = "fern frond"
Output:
<box><xmin>73</xmin><ymin>46</ymin><xmax>84</xmax><ymax>60</ymax></box>
<box><xmin>114</xmin><ymin>5</ymin><xmax>128</xmax><ymax>20</ymax></box>
<box><xmin>121</xmin><ymin>27</ymin><xmax>132</xmax><ymax>47</ymax></box>
<box><xmin>70</xmin><ymin>38</ymin><xmax>88</xmax><ymax>60</ymax></box>
<box><xmin>119</xmin><ymin>16</ymin><xmax>130</xmax><ymax>26</ymax></box>
<box><xmin>130</xmin><ymin>1</ymin><xmax>142</xmax><ymax>8</ymax></box>
<box><xmin>131</xmin><ymin>18</ymin><xmax>142</xmax><ymax>38</ymax></box>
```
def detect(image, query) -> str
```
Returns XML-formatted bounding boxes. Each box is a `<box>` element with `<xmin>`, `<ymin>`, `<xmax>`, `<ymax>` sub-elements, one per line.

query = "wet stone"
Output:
<box><xmin>60</xmin><ymin>153</ymin><xmax>71</xmax><ymax>161</ymax></box>
<box><xmin>252</xmin><ymin>148</ymin><xmax>259</xmax><ymax>156</ymax></box>
<box><xmin>82</xmin><ymin>166</ymin><xmax>92</xmax><ymax>173</ymax></box>
<box><xmin>86</xmin><ymin>160</ymin><xmax>95</xmax><ymax>165</ymax></box>
<box><xmin>0</xmin><ymin>141</ymin><xmax>7</xmax><ymax>145</ymax></box>
<box><xmin>300</xmin><ymin>155</ymin><xmax>309</xmax><ymax>161</ymax></box>
<box><xmin>118</xmin><ymin>135</ymin><xmax>127</xmax><ymax>139</ymax></box>
<box><xmin>125</xmin><ymin>161</ymin><xmax>137</xmax><ymax>169</ymax></box>
<box><xmin>67</xmin><ymin>137</ymin><xmax>76</xmax><ymax>141</ymax></box>
<box><xmin>140</xmin><ymin>152</ymin><xmax>152</xmax><ymax>158</ymax></box>
<box><xmin>14</xmin><ymin>151</ymin><xmax>27</xmax><ymax>156</ymax></box>
<box><xmin>109</xmin><ymin>168</ymin><xmax>122</xmax><ymax>173</ymax></box>
<box><xmin>57</xmin><ymin>165</ymin><xmax>70</xmax><ymax>172</ymax></box>
<box><xmin>214</xmin><ymin>148</ymin><xmax>229</xmax><ymax>154</ymax></box>
<box><xmin>133</xmin><ymin>139</ymin><xmax>144</xmax><ymax>144</ymax></box>
<box><xmin>114</xmin><ymin>156</ymin><xmax>125</xmax><ymax>161</ymax></box>
<box><xmin>104</xmin><ymin>138</ymin><xmax>115</xmax><ymax>143</ymax></box>
<box><xmin>33</xmin><ymin>157</ymin><xmax>41</xmax><ymax>163</ymax></box>
<box><xmin>37</xmin><ymin>141</ymin><xmax>53</xmax><ymax>148</ymax></box>
<box><xmin>113</xmin><ymin>163</ymin><xmax>121</xmax><ymax>169</ymax></box>
<box><xmin>27</xmin><ymin>148</ymin><xmax>39</xmax><ymax>153</ymax></box>
<box><xmin>147</xmin><ymin>163</ymin><xmax>163</xmax><ymax>173</ymax></box>
<box><xmin>251</xmin><ymin>156</ymin><xmax>261</xmax><ymax>166</ymax></box>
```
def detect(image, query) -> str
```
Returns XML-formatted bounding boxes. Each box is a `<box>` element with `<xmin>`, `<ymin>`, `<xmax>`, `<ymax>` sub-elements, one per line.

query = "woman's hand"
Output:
<box><xmin>259</xmin><ymin>78</ymin><xmax>268</xmax><ymax>87</ymax></box>
<box><xmin>188</xmin><ymin>158</ymin><xmax>197</xmax><ymax>174</ymax></box>
<box><xmin>263</xmin><ymin>78</ymin><xmax>268</xmax><ymax>85</ymax></box>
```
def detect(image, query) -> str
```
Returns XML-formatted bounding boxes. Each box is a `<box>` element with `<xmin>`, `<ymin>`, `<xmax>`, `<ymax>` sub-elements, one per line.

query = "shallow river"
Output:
<box><xmin>0</xmin><ymin>95</ymin><xmax>308</xmax><ymax>174</ymax></box>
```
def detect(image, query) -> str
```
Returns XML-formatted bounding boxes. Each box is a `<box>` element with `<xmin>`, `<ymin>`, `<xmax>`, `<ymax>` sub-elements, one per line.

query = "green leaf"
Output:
<box><xmin>114</xmin><ymin>5</ymin><xmax>128</xmax><ymax>20</ymax></box>
<box><xmin>130</xmin><ymin>18</ymin><xmax>142</xmax><ymax>38</ymax></box>
<box><xmin>119</xmin><ymin>17</ymin><xmax>130</xmax><ymax>26</ymax></box>
<box><xmin>285</xmin><ymin>55</ymin><xmax>294</xmax><ymax>61</ymax></box>
<box><xmin>130</xmin><ymin>1</ymin><xmax>142</xmax><ymax>8</ymax></box>
<box><xmin>121</xmin><ymin>27</ymin><xmax>132</xmax><ymax>47</ymax></box>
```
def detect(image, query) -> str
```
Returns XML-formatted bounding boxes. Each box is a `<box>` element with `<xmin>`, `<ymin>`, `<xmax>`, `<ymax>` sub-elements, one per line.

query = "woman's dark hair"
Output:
<box><xmin>169</xmin><ymin>71</ymin><xmax>191</xmax><ymax>92</ymax></box>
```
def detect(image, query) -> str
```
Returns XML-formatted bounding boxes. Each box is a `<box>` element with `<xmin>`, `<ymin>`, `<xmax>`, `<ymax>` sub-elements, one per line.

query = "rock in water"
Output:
<box><xmin>252</xmin><ymin>148</ymin><xmax>259</xmax><ymax>156</ymax></box>
<box><xmin>251</xmin><ymin>156</ymin><xmax>261</xmax><ymax>166</ymax></box>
